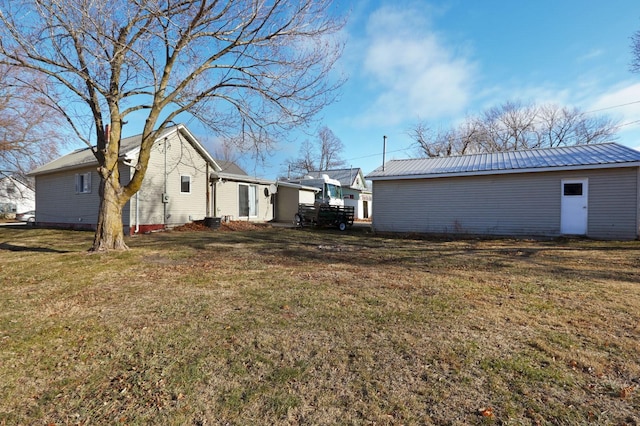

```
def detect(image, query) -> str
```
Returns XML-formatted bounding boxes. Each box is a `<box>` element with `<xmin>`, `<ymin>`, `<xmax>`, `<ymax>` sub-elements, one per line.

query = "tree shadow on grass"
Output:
<box><xmin>0</xmin><ymin>242</ymin><xmax>70</xmax><ymax>254</ymax></box>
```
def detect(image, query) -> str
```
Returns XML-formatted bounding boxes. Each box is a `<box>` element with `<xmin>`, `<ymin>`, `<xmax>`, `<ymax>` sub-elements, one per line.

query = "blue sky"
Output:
<box><xmin>238</xmin><ymin>0</ymin><xmax>640</xmax><ymax>179</ymax></box>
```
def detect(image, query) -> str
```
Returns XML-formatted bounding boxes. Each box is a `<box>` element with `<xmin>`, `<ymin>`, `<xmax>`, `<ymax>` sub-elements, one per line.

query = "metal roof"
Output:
<box><xmin>366</xmin><ymin>143</ymin><xmax>640</xmax><ymax>180</ymax></box>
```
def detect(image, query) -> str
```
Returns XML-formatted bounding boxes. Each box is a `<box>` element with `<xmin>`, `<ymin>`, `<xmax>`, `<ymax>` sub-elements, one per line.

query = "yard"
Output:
<box><xmin>0</xmin><ymin>225</ymin><xmax>639</xmax><ymax>425</ymax></box>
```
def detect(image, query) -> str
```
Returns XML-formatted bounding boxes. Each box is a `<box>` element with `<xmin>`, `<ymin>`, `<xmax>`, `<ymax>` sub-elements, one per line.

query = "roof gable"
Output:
<box><xmin>366</xmin><ymin>143</ymin><xmax>640</xmax><ymax>180</ymax></box>
<box><xmin>29</xmin><ymin>124</ymin><xmax>219</xmax><ymax>176</ymax></box>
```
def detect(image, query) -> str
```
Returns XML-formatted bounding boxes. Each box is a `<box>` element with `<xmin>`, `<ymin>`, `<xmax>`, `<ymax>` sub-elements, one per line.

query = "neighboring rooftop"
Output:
<box><xmin>215</xmin><ymin>160</ymin><xmax>247</xmax><ymax>176</ymax></box>
<box><xmin>303</xmin><ymin>168</ymin><xmax>365</xmax><ymax>188</ymax></box>
<box><xmin>366</xmin><ymin>142</ymin><xmax>640</xmax><ymax>180</ymax></box>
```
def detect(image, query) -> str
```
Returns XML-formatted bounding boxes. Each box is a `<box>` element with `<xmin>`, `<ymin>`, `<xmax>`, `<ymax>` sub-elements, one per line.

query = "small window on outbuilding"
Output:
<box><xmin>181</xmin><ymin>175</ymin><xmax>191</xmax><ymax>193</ymax></box>
<box><xmin>563</xmin><ymin>183</ymin><xmax>583</xmax><ymax>196</ymax></box>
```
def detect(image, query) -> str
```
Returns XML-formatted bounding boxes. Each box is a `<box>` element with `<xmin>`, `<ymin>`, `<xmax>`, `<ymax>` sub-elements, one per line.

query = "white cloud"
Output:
<box><xmin>578</xmin><ymin>49</ymin><xmax>605</xmax><ymax>62</ymax></box>
<box><xmin>587</xmin><ymin>82</ymin><xmax>640</xmax><ymax>121</ymax></box>
<box><xmin>352</xmin><ymin>4</ymin><xmax>476</xmax><ymax>126</ymax></box>
<box><xmin>584</xmin><ymin>82</ymin><xmax>640</xmax><ymax>146</ymax></box>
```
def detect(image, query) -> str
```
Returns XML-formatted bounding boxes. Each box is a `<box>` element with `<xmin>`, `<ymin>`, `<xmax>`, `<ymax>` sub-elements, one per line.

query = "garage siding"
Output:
<box><xmin>372</xmin><ymin>168</ymin><xmax>639</xmax><ymax>239</ymax></box>
<box><xmin>587</xmin><ymin>167</ymin><xmax>638</xmax><ymax>239</ymax></box>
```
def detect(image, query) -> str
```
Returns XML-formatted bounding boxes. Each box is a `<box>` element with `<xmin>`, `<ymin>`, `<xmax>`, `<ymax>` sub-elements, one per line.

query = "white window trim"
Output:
<box><xmin>180</xmin><ymin>175</ymin><xmax>191</xmax><ymax>194</ymax></box>
<box><xmin>238</xmin><ymin>183</ymin><xmax>258</xmax><ymax>218</ymax></box>
<box><xmin>75</xmin><ymin>172</ymin><xmax>92</xmax><ymax>194</ymax></box>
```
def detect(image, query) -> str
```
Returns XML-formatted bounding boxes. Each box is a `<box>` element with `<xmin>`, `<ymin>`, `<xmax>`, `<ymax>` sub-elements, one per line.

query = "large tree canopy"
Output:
<box><xmin>410</xmin><ymin>101</ymin><xmax>618</xmax><ymax>158</ymax></box>
<box><xmin>0</xmin><ymin>0</ymin><xmax>345</xmax><ymax>250</ymax></box>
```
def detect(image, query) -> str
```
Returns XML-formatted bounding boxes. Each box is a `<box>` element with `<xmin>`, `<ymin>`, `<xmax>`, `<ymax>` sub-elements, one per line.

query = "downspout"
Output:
<box><xmin>163</xmin><ymin>137</ymin><xmax>167</xmax><ymax>226</ymax></box>
<box><xmin>135</xmin><ymin>192</ymin><xmax>139</xmax><ymax>234</ymax></box>
<box><xmin>213</xmin><ymin>177</ymin><xmax>219</xmax><ymax>218</ymax></box>
<box><xmin>206</xmin><ymin>163</ymin><xmax>210</xmax><ymax>217</ymax></box>
<box><xmin>123</xmin><ymin>157</ymin><xmax>140</xmax><ymax>234</ymax></box>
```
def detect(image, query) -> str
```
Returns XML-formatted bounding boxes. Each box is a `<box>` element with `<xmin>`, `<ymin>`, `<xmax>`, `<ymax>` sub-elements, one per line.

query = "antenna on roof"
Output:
<box><xmin>382</xmin><ymin>135</ymin><xmax>387</xmax><ymax>171</ymax></box>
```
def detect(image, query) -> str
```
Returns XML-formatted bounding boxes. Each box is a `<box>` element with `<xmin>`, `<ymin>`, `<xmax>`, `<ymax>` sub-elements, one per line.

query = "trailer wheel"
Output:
<box><xmin>294</xmin><ymin>213</ymin><xmax>303</xmax><ymax>227</ymax></box>
<box><xmin>338</xmin><ymin>221</ymin><xmax>347</xmax><ymax>231</ymax></box>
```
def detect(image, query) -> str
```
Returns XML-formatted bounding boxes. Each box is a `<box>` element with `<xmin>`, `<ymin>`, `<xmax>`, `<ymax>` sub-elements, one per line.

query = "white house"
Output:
<box><xmin>366</xmin><ymin>143</ymin><xmax>640</xmax><ymax>240</ymax></box>
<box><xmin>0</xmin><ymin>174</ymin><xmax>35</xmax><ymax>217</ymax></box>
<box><xmin>28</xmin><ymin>124</ymin><xmax>279</xmax><ymax>234</ymax></box>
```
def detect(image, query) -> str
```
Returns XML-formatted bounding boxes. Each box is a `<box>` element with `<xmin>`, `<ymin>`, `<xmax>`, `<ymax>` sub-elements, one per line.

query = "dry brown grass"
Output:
<box><xmin>0</xmin><ymin>226</ymin><xmax>639</xmax><ymax>425</ymax></box>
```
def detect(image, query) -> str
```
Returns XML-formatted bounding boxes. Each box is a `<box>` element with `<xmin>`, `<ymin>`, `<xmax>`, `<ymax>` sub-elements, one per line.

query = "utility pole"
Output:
<box><xmin>382</xmin><ymin>135</ymin><xmax>387</xmax><ymax>171</ymax></box>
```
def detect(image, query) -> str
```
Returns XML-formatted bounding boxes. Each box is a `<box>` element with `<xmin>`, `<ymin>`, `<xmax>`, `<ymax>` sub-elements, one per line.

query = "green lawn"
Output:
<box><xmin>1</xmin><ymin>225</ymin><xmax>639</xmax><ymax>425</ymax></box>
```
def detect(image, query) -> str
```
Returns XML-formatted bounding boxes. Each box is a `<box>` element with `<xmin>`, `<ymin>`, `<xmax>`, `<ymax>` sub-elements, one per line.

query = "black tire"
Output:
<box><xmin>294</xmin><ymin>213</ymin><xmax>303</xmax><ymax>227</ymax></box>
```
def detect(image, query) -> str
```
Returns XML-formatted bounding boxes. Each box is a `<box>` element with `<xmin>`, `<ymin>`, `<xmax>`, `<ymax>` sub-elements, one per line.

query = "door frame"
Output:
<box><xmin>560</xmin><ymin>178</ymin><xmax>588</xmax><ymax>235</ymax></box>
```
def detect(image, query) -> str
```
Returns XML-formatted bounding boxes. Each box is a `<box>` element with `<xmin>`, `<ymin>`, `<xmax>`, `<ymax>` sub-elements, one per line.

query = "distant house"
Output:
<box><xmin>305</xmin><ymin>168</ymin><xmax>372</xmax><ymax>219</ymax></box>
<box><xmin>366</xmin><ymin>143</ymin><xmax>640</xmax><ymax>240</ymax></box>
<box><xmin>28</xmin><ymin>124</ymin><xmax>276</xmax><ymax>234</ymax></box>
<box><xmin>0</xmin><ymin>175</ymin><xmax>35</xmax><ymax>217</ymax></box>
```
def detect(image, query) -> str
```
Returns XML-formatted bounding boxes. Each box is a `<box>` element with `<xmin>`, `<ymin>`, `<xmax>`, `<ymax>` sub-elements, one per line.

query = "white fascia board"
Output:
<box><xmin>367</xmin><ymin>162</ymin><xmax>640</xmax><ymax>181</ymax></box>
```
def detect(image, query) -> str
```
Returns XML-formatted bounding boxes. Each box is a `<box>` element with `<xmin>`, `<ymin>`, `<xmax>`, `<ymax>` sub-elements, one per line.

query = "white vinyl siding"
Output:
<box><xmin>181</xmin><ymin>175</ymin><xmax>191</xmax><ymax>193</ymax></box>
<box><xmin>133</xmin><ymin>132</ymin><xmax>208</xmax><ymax>227</ymax></box>
<box><xmin>36</xmin><ymin>167</ymin><xmax>99</xmax><ymax>226</ymax></box>
<box><xmin>214</xmin><ymin>180</ymin><xmax>274</xmax><ymax>222</ymax></box>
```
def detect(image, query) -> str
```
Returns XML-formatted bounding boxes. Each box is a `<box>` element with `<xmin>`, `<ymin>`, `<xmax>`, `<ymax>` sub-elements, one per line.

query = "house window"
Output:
<box><xmin>181</xmin><ymin>175</ymin><xmax>191</xmax><ymax>193</ymax></box>
<box><xmin>75</xmin><ymin>172</ymin><xmax>91</xmax><ymax>194</ymax></box>
<box><xmin>239</xmin><ymin>184</ymin><xmax>258</xmax><ymax>217</ymax></box>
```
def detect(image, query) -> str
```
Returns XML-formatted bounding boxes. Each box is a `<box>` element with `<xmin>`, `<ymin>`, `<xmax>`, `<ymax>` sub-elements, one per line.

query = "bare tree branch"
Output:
<box><xmin>410</xmin><ymin>101</ymin><xmax>618</xmax><ymax>158</ymax></box>
<box><xmin>631</xmin><ymin>28</ymin><xmax>640</xmax><ymax>73</ymax></box>
<box><xmin>285</xmin><ymin>126</ymin><xmax>345</xmax><ymax>176</ymax></box>
<box><xmin>0</xmin><ymin>0</ymin><xmax>345</xmax><ymax>250</ymax></box>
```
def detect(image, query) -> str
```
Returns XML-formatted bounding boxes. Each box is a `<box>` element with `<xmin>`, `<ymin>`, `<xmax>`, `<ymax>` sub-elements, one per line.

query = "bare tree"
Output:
<box><xmin>0</xmin><ymin>0</ymin><xmax>344</xmax><ymax>250</ymax></box>
<box><xmin>285</xmin><ymin>126</ymin><xmax>345</xmax><ymax>177</ymax></box>
<box><xmin>631</xmin><ymin>28</ymin><xmax>640</xmax><ymax>73</ymax></box>
<box><xmin>411</xmin><ymin>102</ymin><xmax>618</xmax><ymax>157</ymax></box>
<box><xmin>0</xmin><ymin>65</ymin><xmax>65</xmax><ymax>176</ymax></box>
<box><xmin>287</xmin><ymin>139</ymin><xmax>317</xmax><ymax>177</ymax></box>
<box><xmin>317</xmin><ymin>126</ymin><xmax>346</xmax><ymax>171</ymax></box>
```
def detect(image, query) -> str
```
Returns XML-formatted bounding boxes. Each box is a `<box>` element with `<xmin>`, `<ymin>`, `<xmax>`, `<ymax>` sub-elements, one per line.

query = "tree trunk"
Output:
<box><xmin>91</xmin><ymin>170</ymin><xmax>129</xmax><ymax>251</ymax></box>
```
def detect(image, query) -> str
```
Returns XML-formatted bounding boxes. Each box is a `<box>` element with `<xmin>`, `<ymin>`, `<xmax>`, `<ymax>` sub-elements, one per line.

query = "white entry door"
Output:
<box><xmin>560</xmin><ymin>179</ymin><xmax>588</xmax><ymax>235</ymax></box>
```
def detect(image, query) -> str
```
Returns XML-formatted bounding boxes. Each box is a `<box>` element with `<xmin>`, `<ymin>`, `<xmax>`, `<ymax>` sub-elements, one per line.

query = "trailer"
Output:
<box><xmin>294</xmin><ymin>203</ymin><xmax>355</xmax><ymax>231</ymax></box>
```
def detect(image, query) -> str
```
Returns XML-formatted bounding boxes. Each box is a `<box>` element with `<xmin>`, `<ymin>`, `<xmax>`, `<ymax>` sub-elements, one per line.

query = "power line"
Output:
<box><xmin>583</xmin><ymin>100</ymin><xmax>640</xmax><ymax>115</ymax></box>
<box><xmin>613</xmin><ymin>119</ymin><xmax>640</xmax><ymax>130</ymax></box>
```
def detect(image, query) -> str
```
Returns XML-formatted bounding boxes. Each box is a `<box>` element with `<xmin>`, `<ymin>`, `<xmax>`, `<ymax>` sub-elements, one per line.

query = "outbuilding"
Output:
<box><xmin>366</xmin><ymin>143</ymin><xmax>640</xmax><ymax>240</ymax></box>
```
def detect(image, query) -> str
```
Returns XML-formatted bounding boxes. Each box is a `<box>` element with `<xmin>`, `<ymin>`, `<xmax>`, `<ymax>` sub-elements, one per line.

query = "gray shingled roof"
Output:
<box><xmin>215</xmin><ymin>160</ymin><xmax>247</xmax><ymax>176</ymax></box>
<box><xmin>29</xmin><ymin>126</ymin><xmax>179</xmax><ymax>175</ymax></box>
<box><xmin>28</xmin><ymin>125</ymin><xmax>240</xmax><ymax>176</ymax></box>
<box><xmin>366</xmin><ymin>143</ymin><xmax>640</xmax><ymax>180</ymax></box>
<box><xmin>306</xmin><ymin>168</ymin><xmax>363</xmax><ymax>187</ymax></box>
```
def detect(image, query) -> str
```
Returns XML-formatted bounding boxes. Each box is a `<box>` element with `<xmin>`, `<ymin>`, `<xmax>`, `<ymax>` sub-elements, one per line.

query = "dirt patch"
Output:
<box><xmin>172</xmin><ymin>220</ymin><xmax>271</xmax><ymax>232</ymax></box>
